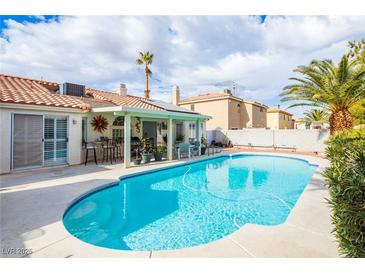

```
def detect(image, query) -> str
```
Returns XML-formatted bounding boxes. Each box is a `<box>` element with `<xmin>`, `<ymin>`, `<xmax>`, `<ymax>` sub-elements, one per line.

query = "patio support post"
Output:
<box><xmin>167</xmin><ymin>117</ymin><xmax>173</xmax><ymax>160</ymax></box>
<box><xmin>196</xmin><ymin>119</ymin><xmax>202</xmax><ymax>156</ymax></box>
<box><xmin>124</xmin><ymin>114</ymin><xmax>131</xmax><ymax>168</ymax></box>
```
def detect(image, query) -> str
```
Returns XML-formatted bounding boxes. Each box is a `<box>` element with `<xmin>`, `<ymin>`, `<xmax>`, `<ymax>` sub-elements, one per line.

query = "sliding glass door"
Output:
<box><xmin>44</xmin><ymin>116</ymin><xmax>68</xmax><ymax>166</ymax></box>
<box><xmin>12</xmin><ymin>114</ymin><xmax>43</xmax><ymax>169</ymax></box>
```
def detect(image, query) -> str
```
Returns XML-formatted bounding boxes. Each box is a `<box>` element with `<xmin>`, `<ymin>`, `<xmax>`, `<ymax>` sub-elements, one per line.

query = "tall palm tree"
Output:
<box><xmin>281</xmin><ymin>55</ymin><xmax>365</xmax><ymax>134</ymax></box>
<box><xmin>136</xmin><ymin>51</ymin><xmax>154</xmax><ymax>98</ymax></box>
<box><xmin>303</xmin><ymin>109</ymin><xmax>329</xmax><ymax>128</ymax></box>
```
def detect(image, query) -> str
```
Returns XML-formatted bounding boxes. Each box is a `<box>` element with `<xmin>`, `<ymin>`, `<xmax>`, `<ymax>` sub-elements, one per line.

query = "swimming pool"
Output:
<box><xmin>63</xmin><ymin>154</ymin><xmax>317</xmax><ymax>251</ymax></box>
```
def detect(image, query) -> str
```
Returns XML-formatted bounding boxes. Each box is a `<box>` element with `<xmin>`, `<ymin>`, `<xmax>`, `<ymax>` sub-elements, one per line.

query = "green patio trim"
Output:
<box><xmin>91</xmin><ymin>106</ymin><xmax>212</xmax><ymax>120</ymax></box>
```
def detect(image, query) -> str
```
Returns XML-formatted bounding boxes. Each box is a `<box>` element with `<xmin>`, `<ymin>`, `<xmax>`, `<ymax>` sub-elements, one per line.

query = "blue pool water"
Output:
<box><xmin>63</xmin><ymin>154</ymin><xmax>317</xmax><ymax>251</ymax></box>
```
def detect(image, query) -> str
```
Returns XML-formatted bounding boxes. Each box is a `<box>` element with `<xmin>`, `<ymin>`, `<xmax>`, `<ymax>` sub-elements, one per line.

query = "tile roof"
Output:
<box><xmin>0</xmin><ymin>73</ymin><xmax>198</xmax><ymax>114</ymax></box>
<box><xmin>267</xmin><ymin>108</ymin><xmax>293</xmax><ymax>116</ymax></box>
<box><xmin>179</xmin><ymin>92</ymin><xmax>231</xmax><ymax>103</ymax></box>
<box><xmin>85</xmin><ymin>88</ymin><xmax>163</xmax><ymax>111</ymax></box>
<box><xmin>0</xmin><ymin>74</ymin><xmax>92</xmax><ymax>110</ymax></box>
<box><xmin>78</xmin><ymin>96</ymin><xmax>117</xmax><ymax>108</ymax></box>
<box><xmin>179</xmin><ymin>91</ymin><xmax>268</xmax><ymax>108</ymax></box>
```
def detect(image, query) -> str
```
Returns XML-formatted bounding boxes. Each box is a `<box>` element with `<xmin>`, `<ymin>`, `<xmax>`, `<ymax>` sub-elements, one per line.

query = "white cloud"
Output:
<box><xmin>1</xmin><ymin>15</ymin><xmax>364</xmax><ymax>116</ymax></box>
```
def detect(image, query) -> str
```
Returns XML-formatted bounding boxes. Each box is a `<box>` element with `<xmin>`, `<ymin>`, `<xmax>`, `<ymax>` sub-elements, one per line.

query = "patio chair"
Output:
<box><xmin>177</xmin><ymin>143</ymin><xmax>191</xmax><ymax>160</ymax></box>
<box><xmin>84</xmin><ymin>141</ymin><xmax>97</xmax><ymax>165</ymax></box>
<box><xmin>191</xmin><ymin>141</ymin><xmax>200</xmax><ymax>156</ymax></box>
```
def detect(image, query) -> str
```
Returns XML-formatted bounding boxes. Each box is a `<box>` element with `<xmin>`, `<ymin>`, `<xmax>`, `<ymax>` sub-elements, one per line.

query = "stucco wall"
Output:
<box><xmin>251</xmin><ymin>105</ymin><xmax>267</xmax><ymax>128</ymax></box>
<box><xmin>267</xmin><ymin>112</ymin><xmax>294</xmax><ymax>129</ymax></box>
<box><xmin>85</xmin><ymin>112</ymin><xmax>120</xmax><ymax>142</ymax></box>
<box><xmin>266</xmin><ymin>112</ymin><xmax>279</xmax><ymax>129</ymax></box>
<box><xmin>242</xmin><ymin>102</ymin><xmax>253</xmax><ymax>128</ymax></box>
<box><xmin>278</xmin><ymin>113</ymin><xmax>294</xmax><ymax>129</ymax></box>
<box><xmin>228</xmin><ymin>99</ymin><xmax>248</xmax><ymax>129</ymax></box>
<box><xmin>211</xmin><ymin>128</ymin><xmax>330</xmax><ymax>151</ymax></box>
<box><xmin>0</xmin><ymin>106</ymin><xmax>84</xmax><ymax>174</ymax></box>
<box><xmin>180</xmin><ymin>100</ymin><xmax>229</xmax><ymax>131</ymax></box>
<box><xmin>180</xmin><ymin>99</ymin><xmax>266</xmax><ymax>131</ymax></box>
<box><xmin>0</xmin><ymin>109</ymin><xmax>11</xmax><ymax>174</ymax></box>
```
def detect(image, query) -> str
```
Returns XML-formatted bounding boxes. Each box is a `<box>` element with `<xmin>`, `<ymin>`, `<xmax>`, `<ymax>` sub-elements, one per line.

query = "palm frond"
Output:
<box><xmin>281</xmin><ymin>54</ymin><xmax>365</xmax><ymax>122</ymax></box>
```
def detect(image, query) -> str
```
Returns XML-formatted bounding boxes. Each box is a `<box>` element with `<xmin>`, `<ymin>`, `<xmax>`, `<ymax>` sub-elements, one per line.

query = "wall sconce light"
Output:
<box><xmin>72</xmin><ymin>119</ymin><xmax>77</xmax><ymax>125</ymax></box>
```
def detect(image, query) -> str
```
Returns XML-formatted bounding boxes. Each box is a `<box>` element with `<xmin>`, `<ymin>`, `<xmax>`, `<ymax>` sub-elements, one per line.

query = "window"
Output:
<box><xmin>260</xmin><ymin>107</ymin><xmax>263</xmax><ymax>112</ymax></box>
<box><xmin>190</xmin><ymin>104</ymin><xmax>195</xmax><ymax>111</ymax></box>
<box><xmin>82</xmin><ymin>117</ymin><xmax>87</xmax><ymax>144</ymax></box>
<box><xmin>176</xmin><ymin>123</ymin><xmax>184</xmax><ymax>142</ymax></box>
<box><xmin>112</xmin><ymin>116</ymin><xmax>124</xmax><ymax>126</ymax></box>
<box><xmin>189</xmin><ymin>123</ymin><xmax>196</xmax><ymax>139</ymax></box>
<box><xmin>112</xmin><ymin>128</ymin><xmax>123</xmax><ymax>139</ymax></box>
<box><xmin>237</xmin><ymin>104</ymin><xmax>241</xmax><ymax>113</ymax></box>
<box><xmin>112</xmin><ymin>116</ymin><xmax>124</xmax><ymax>140</ymax></box>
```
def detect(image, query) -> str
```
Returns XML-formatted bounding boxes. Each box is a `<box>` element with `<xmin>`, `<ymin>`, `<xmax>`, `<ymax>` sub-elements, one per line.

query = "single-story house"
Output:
<box><xmin>0</xmin><ymin>73</ymin><xmax>210</xmax><ymax>174</ymax></box>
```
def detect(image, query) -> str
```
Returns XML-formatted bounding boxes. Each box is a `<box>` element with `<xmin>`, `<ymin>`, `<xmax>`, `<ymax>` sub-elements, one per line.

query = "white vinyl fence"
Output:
<box><xmin>207</xmin><ymin>129</ymin><xmax>330</xmax><ymax>152</ymax></box>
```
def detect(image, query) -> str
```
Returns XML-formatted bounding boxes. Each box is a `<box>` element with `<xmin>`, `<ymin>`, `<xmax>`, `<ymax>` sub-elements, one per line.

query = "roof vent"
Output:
<box><xmin>59</xmin><ymin>82</ymin><xmax>85</xmax><ymax>97</ymax></box>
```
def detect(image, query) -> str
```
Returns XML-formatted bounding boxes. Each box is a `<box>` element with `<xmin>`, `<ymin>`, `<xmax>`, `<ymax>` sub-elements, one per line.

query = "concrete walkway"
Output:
<box><xmin>0</xmin><ymin>151</ymin><xmax>339</xmax><ymax>258</ymax></box>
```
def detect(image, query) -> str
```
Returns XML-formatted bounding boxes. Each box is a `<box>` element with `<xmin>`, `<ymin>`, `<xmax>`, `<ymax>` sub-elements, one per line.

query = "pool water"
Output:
<box><xmin>63</xmin><ymin>154</ymin><xmax>317</xmax><ymax>251</ymax></box>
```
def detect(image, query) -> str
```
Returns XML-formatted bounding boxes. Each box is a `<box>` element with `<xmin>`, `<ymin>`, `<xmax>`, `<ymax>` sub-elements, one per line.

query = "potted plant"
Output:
<box><xmin>200</xmin><ymin>136</ymin><xmax>207</xmax><ymax>155</ymax></box>
<box><xmin>154</xmin><ymin>146</ymin><xmax>166</xmax><ymax>161</ymax></box>
<box><xmin>140</xmin><ymin>135</ymin><xmax>153</xmax><ymax>163</ymax></box>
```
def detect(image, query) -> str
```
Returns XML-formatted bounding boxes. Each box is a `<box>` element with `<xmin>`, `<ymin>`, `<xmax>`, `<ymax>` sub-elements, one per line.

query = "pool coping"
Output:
<box><xmin>55</xmin><ymin>151</ymin><xmax>339</xmax><ymax>258</ymax></box>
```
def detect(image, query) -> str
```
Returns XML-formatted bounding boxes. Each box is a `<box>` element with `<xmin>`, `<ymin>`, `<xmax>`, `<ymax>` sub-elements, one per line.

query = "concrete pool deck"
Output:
<box><xmin>0</xmin><ymin>151</ymin><xmax>340</xmax><ymax>258</ymax></box>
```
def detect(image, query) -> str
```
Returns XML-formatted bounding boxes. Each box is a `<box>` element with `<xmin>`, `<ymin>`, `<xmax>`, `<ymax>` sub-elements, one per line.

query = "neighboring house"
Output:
<box><xmin>309</xmin><ymin>121</ymin><xmax>329</xmax><ymax>130</ymax></box>
<box><xmin>293</xmin><ymin>117</ymin><xmax>310</xmax><ymax>130</ymax></box>
<box><xmin>0</xmin><ymin>74</ymin><xmax>210</xmax><ymax>174</ymax></box>
<box><xmin>173</xmin><ymin>87</ymin><xmax>268</xmax><ymax>131</ymax></box>
<box><xmin>266</xmin><ymin>108</ymin><xmax>294</xmax><ymax>129</ymax></box>
<box><xmin>293</xmin><ymin>117</ymin><xmax>329</xmax><ymax>130</ymax></box>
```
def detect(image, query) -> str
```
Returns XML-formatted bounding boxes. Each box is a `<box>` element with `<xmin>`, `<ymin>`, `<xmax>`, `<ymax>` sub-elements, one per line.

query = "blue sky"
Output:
<box><xmin>1</xmin><ymin>15</ymin><xmax>364</xmax><ymax>116</ymax></box>
<box><xmin>0</xmin><ymin>15</ymin><xmax>58</xmax><ymax>30</ymax></box>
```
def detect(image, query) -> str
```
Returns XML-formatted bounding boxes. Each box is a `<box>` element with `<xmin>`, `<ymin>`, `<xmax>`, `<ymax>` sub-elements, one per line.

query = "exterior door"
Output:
<box><xmin>44</xmin><ymin>116</ymin><xmax>68</xmax><ymax>166</ymax></box>
<box><xmin>12</xmin><ymin>114</ymin><xmax>43</xmax><ymax>169</ymax></box>
<box><xmin>142</xmin><ymin>121</ymin><xmax>157</xmax><ymax>146</ymax></box>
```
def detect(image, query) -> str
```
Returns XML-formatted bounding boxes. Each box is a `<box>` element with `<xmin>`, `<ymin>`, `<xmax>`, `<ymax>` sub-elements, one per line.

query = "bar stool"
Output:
<box><xmin>102</xmin><ymin>138</ymin><xmax>115</xmax><ymax>164</ymax></box>
<box><xmin>84</xmin><ymin>142</ymin><xmax>97</xmax><ymax>165</ymax></box>
<box><xmin>114</xmin><ymin>137</ymin><xmax>123</xmax><ymax>160</ymax></box>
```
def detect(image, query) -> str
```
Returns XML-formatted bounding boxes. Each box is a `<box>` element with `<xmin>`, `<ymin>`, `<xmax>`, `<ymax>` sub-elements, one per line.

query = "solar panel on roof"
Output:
<box><xmin>149</xmin><ymin>99</ymin><xmax>196</xmax><ymax>113</ymax></box>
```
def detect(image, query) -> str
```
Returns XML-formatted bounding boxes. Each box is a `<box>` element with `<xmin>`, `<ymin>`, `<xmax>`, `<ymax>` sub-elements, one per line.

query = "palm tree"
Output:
<box><xmin>348</xmin><ymin>39</ymin><xmax>365</xmax><ymax>64</ymax></box>
<box><xmin>281</xmin><ymin>55</ymin><xmax>365</xmax><ymax>134</ymax></box>
<box><xmin>136</xmin><ymin>51</ymin><xmax>154</xmax><ymax>98</ymax></box>
<box><xmin>303</xmin><ymin>109</ymin><xmax>329</xmax><ymax>129</ymax></box>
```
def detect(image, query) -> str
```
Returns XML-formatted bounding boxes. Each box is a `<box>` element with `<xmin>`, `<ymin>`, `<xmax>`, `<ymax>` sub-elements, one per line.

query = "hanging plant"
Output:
<box><xmin>91</xmin><ymin>115</ymin><xmax>109</xmax><ymax>133</ymax></box>
<box><xmin>135</xmin><ymin>117</ymin><xmax>141</xmax><ymax>133</ymax></box>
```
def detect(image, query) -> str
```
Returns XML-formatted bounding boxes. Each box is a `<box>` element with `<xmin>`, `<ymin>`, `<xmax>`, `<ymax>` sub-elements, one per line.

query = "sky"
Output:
<box><xmin>1</xmin><ymin>15</ymin><xmax>364</xmax><ymax>117</ymax></box>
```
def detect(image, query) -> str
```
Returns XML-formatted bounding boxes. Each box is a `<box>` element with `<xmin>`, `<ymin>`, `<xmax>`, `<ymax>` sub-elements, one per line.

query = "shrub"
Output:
<box><xmin>324</xmin><ymin>129</ymin><xmax>365</xmax><ymax>257</ymax></box>
<box><xmin>141</xmin><ymin>135</ymin><xmax>153</xmax><ymax>154</ymax></box>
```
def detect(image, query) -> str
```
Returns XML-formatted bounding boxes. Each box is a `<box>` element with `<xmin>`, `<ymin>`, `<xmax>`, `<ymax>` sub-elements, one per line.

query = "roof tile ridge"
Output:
<box><xmin>0</xmin><ymin>73</ymin><xmax>60</xmax><ymax>86</ymax></box>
